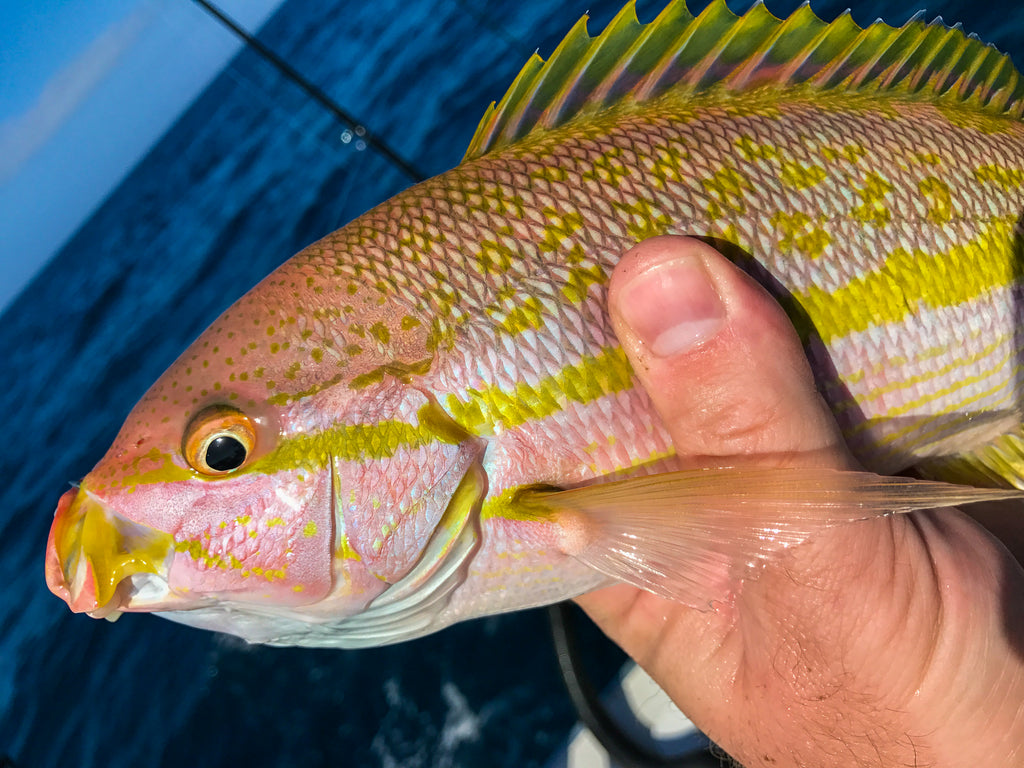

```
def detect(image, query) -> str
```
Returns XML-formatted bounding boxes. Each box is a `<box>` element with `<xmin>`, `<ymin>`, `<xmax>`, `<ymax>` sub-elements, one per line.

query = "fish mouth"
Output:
<box><xmin>45</xmin><ymin>486</ymin><xmax>176</xmax><ymax>619</ymax></box>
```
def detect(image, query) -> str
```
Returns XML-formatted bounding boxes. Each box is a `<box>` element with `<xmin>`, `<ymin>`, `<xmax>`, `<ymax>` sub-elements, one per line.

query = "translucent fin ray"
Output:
<box><xmin>464</xmin><ymin>0</ymin><xmax>1024</xmax><ymax>161</ymax></box>
<box><xmin>523</xmin><ymin>468</ymin><xmax>1023</xmax><ymax>608</ymax></box>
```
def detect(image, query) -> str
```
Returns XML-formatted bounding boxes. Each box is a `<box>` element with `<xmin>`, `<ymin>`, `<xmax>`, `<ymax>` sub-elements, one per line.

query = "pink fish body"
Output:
<box><xmin>46</xmin><ymin>1</ymin><xmax>1024</xmax><ymax>646</ymax></box>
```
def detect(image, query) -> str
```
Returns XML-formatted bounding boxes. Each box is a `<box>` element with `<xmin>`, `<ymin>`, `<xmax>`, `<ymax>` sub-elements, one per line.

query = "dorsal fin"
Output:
<box><xmin>464</xmin><ymin>0</ymin><xmax>1024</xmax><ymax>161</ymax></box>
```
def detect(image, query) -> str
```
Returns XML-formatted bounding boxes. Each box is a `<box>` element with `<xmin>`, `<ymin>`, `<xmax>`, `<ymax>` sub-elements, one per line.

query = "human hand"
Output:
<box><xmin>578</xmin><ymin>236</ymin><xmax>1024</xmax><ymax>767</ymax></box>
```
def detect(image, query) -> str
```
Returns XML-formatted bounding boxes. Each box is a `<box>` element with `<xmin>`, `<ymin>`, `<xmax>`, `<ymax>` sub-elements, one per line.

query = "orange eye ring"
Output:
<box><xmin>182</xmin><ymin>405</ymin><xmax>256</xmax><ymax>475</ymax></box>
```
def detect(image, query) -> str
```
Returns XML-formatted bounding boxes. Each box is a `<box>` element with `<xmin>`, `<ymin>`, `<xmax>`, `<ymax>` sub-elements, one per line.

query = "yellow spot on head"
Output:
<box><xmin>369</xmin><ymin>322</ymin><xmax>390</xmax><ymax>345</ymax></box>
<box><xmin>335</xmin><ymin>532</ymin><xmax>362</xmax><ymax>560</ymax></box>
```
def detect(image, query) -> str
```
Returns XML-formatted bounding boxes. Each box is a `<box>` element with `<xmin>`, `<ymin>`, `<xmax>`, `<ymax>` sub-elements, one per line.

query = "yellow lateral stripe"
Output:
<box><xmin>861</xmin><ymin>369</ymin><xmax>1017</xmax><ymax>454</ymax></box>
<box><xmin>861</xmin><ymin>334</ymin><xmax>1011</xmax><ymax>403</ymax></box>
<box><xmin>103</xmin><ymin>420</ymin><xmax>440</xmax><ymax>490</ymax></box>
<box><xmin>850</xmin><ymin>347</ymin><xmax>1015</xmax><ymax>436</ymax></box>
<box><xmin>873</xmin><ymin>387</ymin><xmax>1017</xmax><ymax>466</ymax></box>
<box><xmin>247</xmin><ymin>421</ymin><xmax>437</xmax><ymax>472</ymax></box>
<box><xmin>832</xmin><ymin>332</ymin><xmax>1011</xmax><ymax>415</ymax></box>
<box><xmin>843</xmin><ymin>329</ymin><xmax>987</xmax><ymax>387</ymax></box>
<box><xmin>794</xmin><ymin>217</ymin><xmax>1018</xmax><ymax>344</ymax></box>
<box><xmin>267</xmin><ymin>373</ymin><xmax>347</xmax><ymax>405</ymax></box>
<box><xmin>446</xmin><ymin>346</ymin><xmax>634</xmax><ymax>432</ymax></box>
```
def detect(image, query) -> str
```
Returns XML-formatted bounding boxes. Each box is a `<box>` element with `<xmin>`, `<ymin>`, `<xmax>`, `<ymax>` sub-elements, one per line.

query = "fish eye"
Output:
<box><xmin>183</xmin><ymin>405</ymin><xmax>256</xmax><ymax>476</ymax></box>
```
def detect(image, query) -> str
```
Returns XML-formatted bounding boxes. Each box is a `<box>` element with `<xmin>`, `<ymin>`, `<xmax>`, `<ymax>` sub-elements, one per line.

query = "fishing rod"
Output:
<box><xmin>189</xmin><ymin>0</ymin><xmax>427</xmax><ymax>184</ymax></box>
<box><xmin>548</xmin><ymin>603</ymin><xmax>724</xmax><ymax>768</ymax></box>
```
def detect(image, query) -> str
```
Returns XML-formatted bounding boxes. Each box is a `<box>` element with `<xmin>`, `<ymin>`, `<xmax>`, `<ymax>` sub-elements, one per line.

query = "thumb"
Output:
<box><xmin>608</xmin><ymin>235</ymin><xmax>851</xmax><ymax>470</ymax></box>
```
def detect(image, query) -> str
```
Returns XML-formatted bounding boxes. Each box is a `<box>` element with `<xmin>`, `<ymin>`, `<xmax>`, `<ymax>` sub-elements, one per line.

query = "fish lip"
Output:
<box><xmin>44</xmin><ymin>488</ymin><xmax>78</xmax><ymax>604</ymax></box>
<box><xmin>45</xmin><ymin>485</ymin><xmax>176</xmax><ymax>617</ymax></box>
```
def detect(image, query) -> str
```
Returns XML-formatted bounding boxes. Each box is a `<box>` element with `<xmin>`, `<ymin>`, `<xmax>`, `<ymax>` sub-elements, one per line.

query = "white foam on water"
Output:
<box><xmin>438</xmin><ymin>681</ymin><xmax>482</xmax><ymax>755</ymax></box>
<box><xmin>369</xmin><ymin>677</ymin><xmax>488</xmax><ymax>768</ymax></box>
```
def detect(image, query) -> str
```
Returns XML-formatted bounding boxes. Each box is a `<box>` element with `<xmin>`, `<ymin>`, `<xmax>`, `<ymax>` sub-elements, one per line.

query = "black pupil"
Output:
<box><xmin>205</xmin><ymin>435</ymin><xmax>246</xmax><ymax>472</ymax></box>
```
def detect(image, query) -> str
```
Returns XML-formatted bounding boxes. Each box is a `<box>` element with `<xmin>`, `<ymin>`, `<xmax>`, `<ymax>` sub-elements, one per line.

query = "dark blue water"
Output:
<box><xmin>1</xmin><ymin>1</ymin><xmax>1020</xmax><ymax>765</ymax></box>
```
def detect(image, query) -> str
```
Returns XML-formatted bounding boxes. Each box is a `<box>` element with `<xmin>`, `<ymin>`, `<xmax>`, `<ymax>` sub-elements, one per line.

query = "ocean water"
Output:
<box><xmin>1</xmin><ymin>1</ymin><xmax>1020</xmax><ymax>766</ymax></box>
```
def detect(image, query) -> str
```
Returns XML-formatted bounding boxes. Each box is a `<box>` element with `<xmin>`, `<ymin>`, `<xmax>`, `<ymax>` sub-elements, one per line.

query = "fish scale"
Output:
<box><xmin>294</xmin><ymin>98</ymin><xmax>1022</xmax><ymax>475</ymax></box>
<box><xmin>45</xmin><ymin>0</ymin><xmax>1024</xmax><ymax>646</ymax></box>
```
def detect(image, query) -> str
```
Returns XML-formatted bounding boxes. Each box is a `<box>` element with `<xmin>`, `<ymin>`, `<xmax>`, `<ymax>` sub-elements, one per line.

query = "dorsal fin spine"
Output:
<box><xmin>508</xmin><ymin>17</ymin><xmax>592</xmax><ymax>145</ymax></box>
<box><xmin>589</xmin><ymin>12</ymin><xmax>651</xmax><ymax>105</ymax></box>
<box><xmin>728</xmin><ymin>5</ymin><xmax>813</xmax><ymax>91</ymax></box>
<box><xmin>630</xmin><ymin>2</ymin><xmax>699</xmax><ymax>102</ymax></box>
<box><xmin>910</xmin><ymin>24</ymin><xmax>964</xmax><ymax>92</ymax></box>
<box><xmin>677</xmin><ymin>0</ymin><xmax>740</xmax><ymax>92</ymax></box>
<box><xmin>596</xmin><ymin>1</ymin><xmax>691</xmax><ymax>105</ymax></box>
<box><xmin>465</xmin><ymin>53</ymin><xmax>543</xmax><ymax>162</ymax></box>
<box><xmin>788</xmin><ymin>11</ymin><xmax>853</xmax><ymax>88</ymax></box>
<box><xmin>955</xmin><ymin>36</ymin><xmax>993</xmax><ymax>99</ymax></box>
<box><xmin>541</xmin><ymin>3</ymin><xmax>643</xmax><ymax>129</ymax></box>
<box><xmin>875</xmin><ymin>21</ymin><xmax>941</xmax><ymax>92</ymax></box>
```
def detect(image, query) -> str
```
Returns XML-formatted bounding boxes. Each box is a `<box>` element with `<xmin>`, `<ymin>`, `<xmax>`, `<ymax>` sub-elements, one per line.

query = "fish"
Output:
<box><xmin>46</xmin><ymin>0</ymin><xmax>1024</xmax><ymax>647</ymax></box>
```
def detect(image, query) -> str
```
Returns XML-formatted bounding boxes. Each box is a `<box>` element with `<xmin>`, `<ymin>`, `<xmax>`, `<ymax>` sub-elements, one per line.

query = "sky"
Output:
<box><xmin>0</xmin><ymin>0</ymin><xmax>286</xmax><ymax>311</ymax></box>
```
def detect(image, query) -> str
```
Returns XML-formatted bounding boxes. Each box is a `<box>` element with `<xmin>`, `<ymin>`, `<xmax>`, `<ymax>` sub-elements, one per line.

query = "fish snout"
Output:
<box><xmin>45</xmin><ymin>486</ymin><xmax>173</xmax><ymax>618</ymax></box>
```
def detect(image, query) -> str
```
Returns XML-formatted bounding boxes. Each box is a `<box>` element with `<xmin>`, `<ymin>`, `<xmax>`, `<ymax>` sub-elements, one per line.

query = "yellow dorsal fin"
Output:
<box><xmin>464</xmin><ymin>0</ymin><xmax>1024</xmax><ymax>161</ymax></box>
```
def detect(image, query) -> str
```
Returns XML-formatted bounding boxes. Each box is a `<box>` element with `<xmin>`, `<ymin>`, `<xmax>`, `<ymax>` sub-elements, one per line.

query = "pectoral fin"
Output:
<box><xmin>521</xmin><ymin>468</ymin><xmax>1023</xmax><ymax>608</ymax></box>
